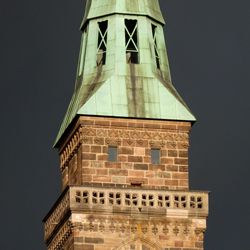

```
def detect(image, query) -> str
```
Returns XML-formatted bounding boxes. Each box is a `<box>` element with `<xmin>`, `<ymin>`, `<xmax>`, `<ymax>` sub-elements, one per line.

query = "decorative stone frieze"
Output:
<box><xmin>47</xmin><ymin>220</ymin><xmax>72</xmax><ymax>250</ymax></box>
<box><xmin>71</xmin><ymin>219</ymin><xmax>202</xmax><ymax>238</ymax></box>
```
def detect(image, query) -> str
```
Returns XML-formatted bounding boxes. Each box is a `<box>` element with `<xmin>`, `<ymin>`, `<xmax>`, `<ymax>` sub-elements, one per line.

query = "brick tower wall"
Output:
<box><xmin>59</xmin><ymin>116</ymin><xmax>191</xmax><ymax>191</ymax></box>
<box><xmin>45</xmin><ymin>116</ymin><xmax>208</xmax><ymax>250</ymax></box>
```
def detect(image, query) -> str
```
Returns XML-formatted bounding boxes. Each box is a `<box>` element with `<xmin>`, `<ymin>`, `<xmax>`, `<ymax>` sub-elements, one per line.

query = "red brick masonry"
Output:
<box><xmin>59</xmin><ymin>116</ymin><xmax>192</xmax><ymax>191</ymax></box>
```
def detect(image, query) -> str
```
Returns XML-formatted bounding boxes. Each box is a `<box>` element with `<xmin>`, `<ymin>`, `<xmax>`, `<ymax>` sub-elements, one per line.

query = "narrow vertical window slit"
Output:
<box><xmin>108</xmin><ymin>146</ymin><xmax>118</xmax><ymax>162</ymax></box>
<box><xmin>151</xmin><ymin>149</ymin><xmax>161</xmax><ymax>165</ymax></box>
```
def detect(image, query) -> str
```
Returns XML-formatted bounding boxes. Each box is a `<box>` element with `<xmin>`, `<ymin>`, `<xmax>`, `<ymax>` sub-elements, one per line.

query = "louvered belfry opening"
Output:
<box><xmin>97</xmin><ymin>20</ymin><xmax>108</xmax><ymax>65</ymax></box>
<box><xmin>125</xmin><ymin>19</ymin><xmax>139</xmax><ymax>64</ymax></box>
<box><xmin>152</xmin><ymin>24</ymin><xmax>160</xmax><ymax>69</ymax></box>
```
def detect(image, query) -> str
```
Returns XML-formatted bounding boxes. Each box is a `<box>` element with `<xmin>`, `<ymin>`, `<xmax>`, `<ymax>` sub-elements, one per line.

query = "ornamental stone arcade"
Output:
<box><xmin>43</xmin><ymin>1</ymin><xmax>209</xmax><ymax>250</ymax></box>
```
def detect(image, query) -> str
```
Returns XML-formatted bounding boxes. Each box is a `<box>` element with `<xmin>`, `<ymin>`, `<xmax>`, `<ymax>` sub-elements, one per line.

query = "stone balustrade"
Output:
<box><xmin>44</xmin><ymin>186</ymin><xmax>209</xmax><ymax>242</ymax></box>
<box><xmin>44</xmin><ymin>189</ymin><xmax>70</xmax><ymax>241</ymax></box>
<box><xmin>71</xmin><ymin>186</ymin><xmax>208</xmax><ymax>211</ymax></box>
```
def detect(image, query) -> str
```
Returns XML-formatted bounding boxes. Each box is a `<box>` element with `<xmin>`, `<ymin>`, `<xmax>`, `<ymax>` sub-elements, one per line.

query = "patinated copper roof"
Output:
<box><xmin>81</xmin><ymin>0</ymin><xmax>165</xmax><ymax>28</ymax></box>
<box><xmin>54</xmin><ymin>0</ymin><xmax>196</xmax><ymax>147</ymax></box>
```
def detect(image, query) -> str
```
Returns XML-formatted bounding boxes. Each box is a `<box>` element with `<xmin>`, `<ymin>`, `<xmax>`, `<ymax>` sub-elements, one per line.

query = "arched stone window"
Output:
<box><xmin>115</xmin><ymin>238</ymin><xmax>162</xmax><ymax>250</ymax></box>
<box><xmin>118</xmin><ymin>244</ymin><xmax>151</xmax><ymax>250</ymax></box>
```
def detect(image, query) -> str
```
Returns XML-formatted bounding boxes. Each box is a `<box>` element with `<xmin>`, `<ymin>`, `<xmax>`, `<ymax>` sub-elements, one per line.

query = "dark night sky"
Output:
<box><xmin>0</xmin><ymin>0</ymin><xmax>249</xmax><ymax>249</ymax></box>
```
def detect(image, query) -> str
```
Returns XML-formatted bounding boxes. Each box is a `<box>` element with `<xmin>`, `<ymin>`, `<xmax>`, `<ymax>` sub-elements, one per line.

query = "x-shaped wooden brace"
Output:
<box><xmin>125</xmin><ymin>24</ymin><xmax>138</xmax><ymax>52</ymax></box>
<box><xmin>97</xmin><ymin>28</ymin><xmax>108</xmax><ymax>52</ymax></box>
<box><xmin>153</xmin><ymin>31</ymin><xmax>159</xmax><ymax>58</ymax></box>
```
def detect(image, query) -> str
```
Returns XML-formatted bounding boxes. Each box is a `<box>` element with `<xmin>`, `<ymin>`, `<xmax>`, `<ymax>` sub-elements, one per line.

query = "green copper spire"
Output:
<box><xmin>54</xmin><ymin>0</ymin><xmax>196</xmax><ymax>147</ymax></box>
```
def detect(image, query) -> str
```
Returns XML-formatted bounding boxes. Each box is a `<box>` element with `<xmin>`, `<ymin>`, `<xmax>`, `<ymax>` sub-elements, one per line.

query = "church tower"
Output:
<box><xmin>44</xmin><ymin>1</ymin><xmax>209</xmax><ymax>249</ymax></box>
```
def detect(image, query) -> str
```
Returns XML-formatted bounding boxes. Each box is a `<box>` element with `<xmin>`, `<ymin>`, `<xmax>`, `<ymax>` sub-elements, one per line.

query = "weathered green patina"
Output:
<box><xmin>81</xmin><ymin>0</ymin><xmax>165</xmax><ymax>28</ymax></box>
<box><xmin>54</xmin><ymin>0</ymin><xmax>196</xmax><ymax>147</ymax></box>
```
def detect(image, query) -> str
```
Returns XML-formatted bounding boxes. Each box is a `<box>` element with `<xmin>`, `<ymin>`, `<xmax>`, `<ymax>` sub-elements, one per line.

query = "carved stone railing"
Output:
<box><xmin>44</xmin><ymin>186</ymin><xmax>209</xmax><ymax>242</ymax></box>
<box><xmin>70</xmin><ymin>186</ymin><xmax>208</xmax><ymax>213</ymax></box>
<box><xmin>44</xmin><ymin>189</ymin><xmax>70</xmax><ymax>241</ymax></box>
